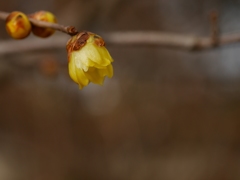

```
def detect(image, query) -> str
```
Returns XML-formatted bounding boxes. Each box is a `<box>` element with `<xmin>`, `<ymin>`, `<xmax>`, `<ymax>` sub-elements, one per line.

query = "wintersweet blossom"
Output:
<box><xmin>67</xmin><ymin>31</ymin><xmax>114</xmax><ymax>89</ymax></box>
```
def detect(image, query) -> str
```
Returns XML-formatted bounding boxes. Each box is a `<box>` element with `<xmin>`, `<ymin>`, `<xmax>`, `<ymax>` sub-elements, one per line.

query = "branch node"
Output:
<box><xmin>66</xmin><ymin>26</ymin><xmax>79</xmax><ymax>36</ymax></box>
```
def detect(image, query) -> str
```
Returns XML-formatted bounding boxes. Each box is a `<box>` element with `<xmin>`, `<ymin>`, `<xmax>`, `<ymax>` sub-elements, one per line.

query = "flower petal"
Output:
<box><xmin>68</xmin><ymin>55</ymin><xmax>89</xmax><ymax>89</ymax></box>
<box><xmin>84</xmin><ymin>67</ymin><xmax>105</xmax><ymax>85</ymax></box>
<box><xmin>82</xmin><ymin>44</ymin><xmax>111</xmax><ymax>66</ymax></box>
<box><xmin>75</xmin><ymin>67</ymin><xmax>89</xmax><ymax>89</ymax></box>
<box><xmin>98</xmin><ymin>47</ymin><xmax>114</xmax><ymax>63</ymax></box>
<box><xmin>97</xmin><ymin>64</ymin><xmax>113</xmax><ymax>78</ymax></box>
<box><xmin>106</xmin><ymin>64</ymin><xmax>113</xmax><ymax>78</ymax></box>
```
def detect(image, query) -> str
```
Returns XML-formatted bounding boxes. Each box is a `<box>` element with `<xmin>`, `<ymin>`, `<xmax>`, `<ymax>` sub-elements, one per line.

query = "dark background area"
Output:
<box><xmin>0</xmin><ymin>0</ymin><xmax>240</xmax><ymax>179</ymax></box>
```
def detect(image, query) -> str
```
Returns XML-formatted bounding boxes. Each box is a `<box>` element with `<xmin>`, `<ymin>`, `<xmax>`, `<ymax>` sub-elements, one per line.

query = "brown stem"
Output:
<box><xmin>0</xmin><ymin>11</ymin><xmax>78</xmax><ymax>36</ymax></box>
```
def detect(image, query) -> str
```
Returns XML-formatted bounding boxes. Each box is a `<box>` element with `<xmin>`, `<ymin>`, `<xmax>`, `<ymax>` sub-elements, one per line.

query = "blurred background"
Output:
<box><xmin>0</xmin><ymin>0</ymin><xmax>240</xmax><ymax>179</ymax></box>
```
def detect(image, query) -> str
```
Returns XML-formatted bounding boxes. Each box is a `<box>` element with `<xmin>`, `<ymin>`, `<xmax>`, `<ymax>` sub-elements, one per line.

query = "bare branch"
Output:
<box><xmin>0</xmin><ymin>11</ymin><xmax>8</xmax><ymax>19</ymax></box>
<box><xmin>0</xmin><ymin>36</ymin><xmax>68</xmax><ymax>54</ymax></box>
<box><xmin>1</xmin><ymin>10</ymin><xmax>240</xmax><ymax>53</ymax></box>
<box><xmin>104</xmin><ymin>31</ymin><xmax>240</xmax><ymax>50</ymax></box>
<box><xmin>1</xmin><ymin>31</ymin><xmax>240</xmax><ymax>55</ymax></box>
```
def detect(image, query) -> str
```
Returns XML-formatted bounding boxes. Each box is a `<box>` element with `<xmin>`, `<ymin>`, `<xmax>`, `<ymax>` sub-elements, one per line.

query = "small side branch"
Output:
<box><xmin>0</xmin><ymin>11</ymin><xmax>78</xmax><ymax>36</ymax></box>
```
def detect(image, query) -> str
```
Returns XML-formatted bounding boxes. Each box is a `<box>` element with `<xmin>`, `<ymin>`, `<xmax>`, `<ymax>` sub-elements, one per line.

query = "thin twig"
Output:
<box><xmin>0</xmin><ymin>11</ymin><xmax>78</xmax><ymax>36</ymax></box>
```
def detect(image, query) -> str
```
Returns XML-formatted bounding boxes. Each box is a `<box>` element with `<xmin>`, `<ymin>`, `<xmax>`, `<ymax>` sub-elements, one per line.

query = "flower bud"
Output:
<box><xmin>30</xmin><ymin>11</ymin><xmax>57</xmax><ymax>38</ymax></box>
<box><xmin>5</xmin><ymin>11</ymin><xmax>31</xmax><ymax>39</ymax></box>
<box><xmin>67</xmin><ymin>31</ymin><xmax>114</xmax><ymax>89</ymax></box>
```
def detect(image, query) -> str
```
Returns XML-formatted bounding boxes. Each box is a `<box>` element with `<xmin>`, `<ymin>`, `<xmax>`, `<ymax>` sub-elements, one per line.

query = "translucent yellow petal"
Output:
<box><xmin>84</xmin><ymin>67</ymin><xmax>105</xmax><ymax>85</ymax></box>
<box><xmin>98</xmin><ymin>64</ymin><xmax>113</xmax><ymax>78</ymax></box>
<box><xmin>71</xmin><ymin>52</ymin><xmax>87</xmax><ymax>68</ymax></box>
<box><xmin>68</xmin><ymin>57</ymin><xmax>78</xmax><ymax>84</ymax></box>
<box><xmin>68</xmin><ymin>55</ymin><xmax>89</xmax><ymax>89</ymax></box>
<box><xmin>106</xmin><ymin>64</ymin><xmax>113</xmax><ymax>78</ymax></box>
<box><xmin>87</xmin><ymin>59</ymin><xmax>109</xmax><ymax>69</ymax></box>
<box><xmin>81</xmin><ymin>44</ymin><xmax>111</xmax><ymax>66</ymax></box>
<box><xmin>97</xmin><ymin>47</ymin><xmax>114</xmax><ymax>62</ymax></box>
<box><xmin>76</xmin><ymin>67</ymin><xmax>89</xmax><ymax>89</ymax></box>
<box><xmin>86</xmin><ymin>34</ymin><xmax>113</xmax><ymax>62</ymax></box>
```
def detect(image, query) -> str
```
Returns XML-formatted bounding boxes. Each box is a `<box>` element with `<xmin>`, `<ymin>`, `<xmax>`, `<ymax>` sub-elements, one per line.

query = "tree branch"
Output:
<box><xmin>0</xmin><ymin>11</ymin><xmax>78</xmax><ymax>36</ymax></box>
<box><xmin>105</xmin><ymin>31</ymin><xmax>240</xmax><ymax>50</ymax></box>
<box><xmin>1</xmin><ymin>10</ymin><xmax>240</xmax><ymax>53</ymax></box>
<box><xmin>0</xmin><ymin>31</ymin><xmax>240</xmax><ymax>55</ymax></box>
<box><xmin>0</xmin><ymin>36</ymin><xmax>68</xmax><ymax>54</ymax></box>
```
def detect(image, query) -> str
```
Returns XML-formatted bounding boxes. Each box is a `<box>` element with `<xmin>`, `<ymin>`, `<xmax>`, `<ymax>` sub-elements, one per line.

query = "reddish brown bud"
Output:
<box><xmin>30</xmin><ymin>11</ymin><xmax>57</xmax><ymax>38</ymax></box>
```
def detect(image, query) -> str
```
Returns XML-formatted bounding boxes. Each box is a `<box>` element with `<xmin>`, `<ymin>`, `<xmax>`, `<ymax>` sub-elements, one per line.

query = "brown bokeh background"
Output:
<box><xmin>0</xmin><ymin>0</ymin><xmax>240</xmax><ymax>179</ymax></box>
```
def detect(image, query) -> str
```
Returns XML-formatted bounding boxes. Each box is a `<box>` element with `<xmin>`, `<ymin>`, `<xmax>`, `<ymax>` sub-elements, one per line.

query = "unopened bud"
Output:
<box><xmin>5</xmin><ymin>11</ymin><xmax>31</xmax><ymax>39</ymax></box>
<box><xmin>30</xmin><ymin>11</ymin><xmax>57</xmax><ymax>38</ymax></box>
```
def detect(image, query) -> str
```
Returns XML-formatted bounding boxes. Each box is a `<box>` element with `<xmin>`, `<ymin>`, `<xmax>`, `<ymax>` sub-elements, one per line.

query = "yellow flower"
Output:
<box><xmin>67</xmin><ymin>31</ymin><xmax>114</xmax><ymax>89</ymax></box>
